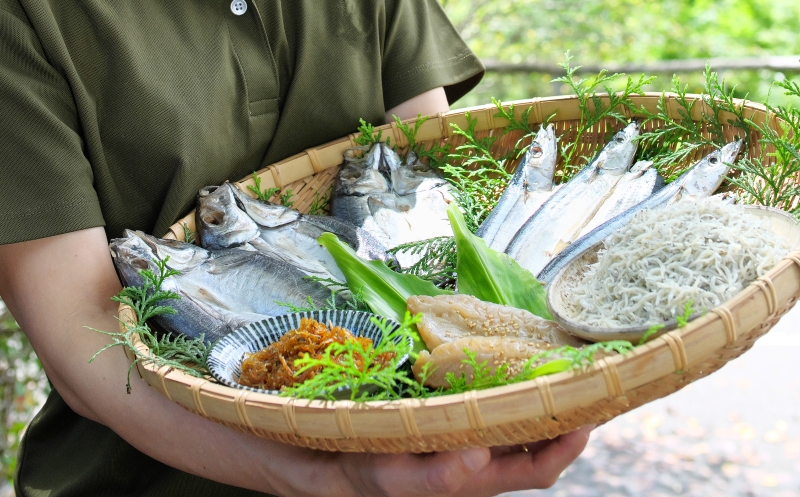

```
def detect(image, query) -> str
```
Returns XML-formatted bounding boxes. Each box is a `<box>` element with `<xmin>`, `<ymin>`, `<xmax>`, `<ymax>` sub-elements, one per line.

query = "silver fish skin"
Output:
<box><xmin>331</xmin><ymin>143</ymin><xmax>454</xmax><ymax>267</ymax></box>
<box><xmin>196</xmin><ymin>183</ymin><xmax>395</xmax><ymax>282</ymax></box>
<box><xmin>537</xmin><ymin>140</ymin><xmax>743</xmax><ymax>284</ymax></box>
<box><xmin>370</xmin><ymin>148</ymin><xmax>453</xmax><ymax>267</ymax></box>
<box><xmin>576</xmin><ymin>160</ymin><xmax>658</xmax><ymax>238</ymax></box>
<box><xmin>330</xmin><ymin>144</ymin><xmax>392</xmax><ymax>232</ymax></box>
<box><xmin>476</xmin><ymin>124</ymin><xmax>558</xmax><ymax>252</ymax></box>
<box><xmin>506</xmin><ymin>121</ymin><xmax>640</xmax><ymax>276</ymax></box>
<box><xmin>110</xmin><ymin>230</ymin><xmax>337</xmax><ymax>343</ymax></box>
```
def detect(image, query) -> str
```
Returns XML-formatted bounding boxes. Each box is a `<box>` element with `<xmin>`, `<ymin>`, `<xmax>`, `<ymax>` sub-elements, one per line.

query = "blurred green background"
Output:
<box><xmin>1</xmin><ymin>0</ymin><xmax>799</xmax><ymax>493</ymax></box>
<box><xmin>444</xmin><ymin>0</ymin><xmax>800</xmax><ymax>108</ymax></box>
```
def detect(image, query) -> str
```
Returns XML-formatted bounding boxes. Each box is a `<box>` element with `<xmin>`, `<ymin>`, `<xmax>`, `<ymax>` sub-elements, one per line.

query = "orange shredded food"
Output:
<box><xmin>237</xmin><ymin>317</ymin><xmax>395</xmax><ymax>391</ymax></box>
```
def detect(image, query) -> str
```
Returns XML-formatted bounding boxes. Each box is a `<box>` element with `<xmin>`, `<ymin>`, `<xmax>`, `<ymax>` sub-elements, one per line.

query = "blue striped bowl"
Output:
<box><xmin>207</xmin><ymin>310</ymin><xmax>408</xmax><ymax>398</ymax></box>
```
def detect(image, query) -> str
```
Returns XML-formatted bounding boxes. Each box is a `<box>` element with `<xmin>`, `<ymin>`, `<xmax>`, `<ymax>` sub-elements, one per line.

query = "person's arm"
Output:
<box><xmin>385</xmin><ymin>87</ymin><xmax>450</xmax><ymax>124</ymax></box>
<box><xmin>0</xmin><ymin>226</ymin><xmax>591</xmax><ymax>496</ymax></box>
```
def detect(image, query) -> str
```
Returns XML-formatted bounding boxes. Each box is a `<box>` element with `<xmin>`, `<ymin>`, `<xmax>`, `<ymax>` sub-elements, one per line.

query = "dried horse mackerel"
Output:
<box><xmin>330</xmin><ymin>142</ymin><xmax>454</xmax><ymax>268</ymax></box>
<box><xmin>195</xmin><ymin>182</ymin><xmax>394</xmax><ymax>284</ymax></box>
<box><xmin>110</xmin><ymin>230</ymin><xmax>337</xmax><ymax>344</ymax></box>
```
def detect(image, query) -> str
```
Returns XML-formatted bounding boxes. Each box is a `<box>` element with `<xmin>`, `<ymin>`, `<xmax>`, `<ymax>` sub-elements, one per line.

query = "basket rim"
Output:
<box><xmin>117</xmin><ymin>93</ymin><xmax>800</xmax><ymax>450</ymax></box>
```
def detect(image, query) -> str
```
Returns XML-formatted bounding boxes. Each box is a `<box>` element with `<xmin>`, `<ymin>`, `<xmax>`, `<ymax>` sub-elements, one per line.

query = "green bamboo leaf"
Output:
<box><xmin>318</xmin><ymin>233</ymin><xmax>452</xmax><ymax>352</ymax></box>
<box><xmin>447</xmin><ymin>203</ymin><xmax>552</xmax><ymax>320</ymax></box>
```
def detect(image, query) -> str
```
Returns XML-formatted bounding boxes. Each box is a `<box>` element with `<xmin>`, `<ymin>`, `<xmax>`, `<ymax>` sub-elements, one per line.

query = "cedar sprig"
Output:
<box><xmin>635</xmin><ymin>76</ymin><xmax>717</xmax><ymax>180</ymax></box>
<box><xmin>307</xmin><ymin>187</ymin><xmax>332</xmax><ymax>216</ymax></box>
<box><xmin>728</xmin><ymin>80</ymin><xmax>800</xmax><ymax>215</ymax></box>
<box><xmin>91</xmin><ymin>256</ymin><xmax>212</xmax><ymax>391</ymax></box>
<box><xmin>437</xmin><ymin>112</ymin><xmax>513</xmax><ymax>229</ymax></box>
<box><xmin>182</xmin><ymin>223</ymin><xmax>195</xmax><ymax>244</ymax></box>
<box><xmin>553</xmin><ymin>52</ymin><xmax>655</xmax><ymax>179</ymax></box>
<box><xmin>111</xmin><ymin>257</ymin><xmax>180</xmax><ymax>324</ymax></box>
<box><xmin>353</xmin><ymin>118</ymin><xmax>389</xmax><ymax>147</ymax></box>
<box><xmin>637</xmin><ymin>65</ymin><xmax>757</xmax><ymax>181</ymax></box>
<box><xmin>387</xmin><ymin>236</ymin><xmax>458</xmax><ymax>289</ymax></box>
<box><xmin>247</xmin><ymin>172</ymin><xmax>281</xmax><ymax>202</ymax></box>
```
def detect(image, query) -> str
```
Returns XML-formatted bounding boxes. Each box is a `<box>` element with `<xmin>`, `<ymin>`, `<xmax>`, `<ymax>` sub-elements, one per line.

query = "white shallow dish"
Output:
<box><xmin>207</xmin><ymin>310</ymin><xmax>409</xmax><ymax>397</ymax></box>
<box><xmin>547</xmin><ymin>205</ymin><xmax>800</xmax><ymax>343</ymax></box>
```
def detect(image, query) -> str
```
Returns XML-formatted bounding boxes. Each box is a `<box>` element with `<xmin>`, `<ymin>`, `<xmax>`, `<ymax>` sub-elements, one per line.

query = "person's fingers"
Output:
<box><xmin>342</xmin><ymin>447</ymin><xmax>492</xmax><ymax>497</ymax></box>
<box><xmin>467</xmin><ymin>425</ymin><xmax>595</xmax><ymax>494</ymax></box>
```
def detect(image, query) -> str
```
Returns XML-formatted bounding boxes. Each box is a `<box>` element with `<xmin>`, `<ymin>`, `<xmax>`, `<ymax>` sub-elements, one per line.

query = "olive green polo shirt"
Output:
<box><xmin>1</xmin><ymin>1</ymin><xmax>483</xmax><ymax>495</ymax></box>
<box><xmin>0</xmin><ymin>0</ymin><xmax>483</xmax><ymax>244</ymax></box>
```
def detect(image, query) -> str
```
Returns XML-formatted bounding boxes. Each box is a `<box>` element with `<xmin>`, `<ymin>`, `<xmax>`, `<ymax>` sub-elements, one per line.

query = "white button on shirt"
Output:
<box><xmin>230</xmin><ymin>0</ymin><xmax>247</xmax><ymax>15</ymax></box>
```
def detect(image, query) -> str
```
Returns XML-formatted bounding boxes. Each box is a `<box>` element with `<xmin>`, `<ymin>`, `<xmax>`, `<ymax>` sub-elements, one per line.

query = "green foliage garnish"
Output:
<box><xmin>247</xmin><ymin>172</ymin><xmax>281</xmax><ymax>202</ymax></box>
<box><xmin>447</xmin><ymin>204</ymin><xmax>550</xmax><ymax>319</ymax></box>
<box><xmin>552</xmin><ymin>52</ymin><xmax>655</xmax><ymax>179</ymax></box>
<box><xmin>317</xmin><ymin>233</ymin><xmax>452</xmax><ymax>352</ymax></box>
<box><xmin>637</xmin><ymin>65</ymin><xmax>755</xmax><ymax>181</ymax></box>
<box><xmin>280</xmin><ymin>189</ymin><xmax>295</xmax><ymax>208</ymax></box>
<box><xmin>387</xmin><ymin>236</ymin><xmax>458</xmax><ymax>288</ymax></box>
<box><xmin>281</xmin><ymin>312</ymin><xmax>421</xmax><ymax>401</ymax></box>
<box><xmin>436</xmin><ymin>340</ymin><xmax>634</xmax><ymax>395</ymax></box>
<box><xmin>307</xmin><ymin>187</ymin><xmax>331</xmax><ymax>216</ymax></box>
<box><xmin>437</xmin><ymin>112</ymin><xmax>513</xmax><ymax>231</ymax></box>
<box><xmin>181</xmin><ymin>223</ymin><xmax>195</xmax><ymax>244</ymax></box>
<box><xmin>353</xmin><ymin>118</ymin><xmax>388</xmax><ymax>147</ymax></box>
<box><xmin>90</xmin><ymin>257</ymin><xmax>212</xmax><ymax>391</ymax></box>
<box><xmin>637</xmin><ymin>324</ymin><xmax>665</xmax><ymax>346</ymax></box>
<box><xmin>392</xmin><ymin>113</ymin><xmax>428</xmax><ymax>151</ymax></box>
<box><xmin>111</xmin><ymin>258</ymin><xmax>180</xmax><ymax>324</ymax></box>
<box><xmin>638</xmin><ymin>300</ymin><xmax>700</xmax><ymax>345</ymax></box>
<box><xmin>727</xmin><ymin>80</ymin><xmax>800</xmax><ymax>215</ymax></box>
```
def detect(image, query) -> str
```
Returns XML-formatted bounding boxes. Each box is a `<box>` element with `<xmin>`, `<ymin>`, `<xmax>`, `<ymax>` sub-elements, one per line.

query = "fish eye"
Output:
<box><xmin>529</xmin><ymin>145</ymin><xmax>543</xmax><ymax>158</ymax></box>
<box><xmin>201</xmin><ymin>211</ymin><xmax>224</xmax><ymax>226</ymax></box>
<box><xmin>614</xmin><ymin>135</ymin><xmax>625</xmax><ymax>143</ymax></box>
<box><xmin>132</xmin><ymin>258</ymin><xmax>149</xmax><ymax>270</ymax></box>
<box><xmin>341</xmin><ymin>169</ymin><xmax>362</xmax><ymax>181</ymax></box>
<box><xmin>709</xmin><ymin>157</ymin><xmax>719</xmax><ymax>164</ymax></box>
<box><xmin>411</xmin><ymin>164</ymin><xmax>430</xmax><ymax>172</ymax></box>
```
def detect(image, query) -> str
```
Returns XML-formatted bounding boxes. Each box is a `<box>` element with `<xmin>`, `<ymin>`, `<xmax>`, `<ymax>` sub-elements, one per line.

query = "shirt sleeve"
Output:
<box><xmin>380</xmin><ymin>0</ymin><xmax>484</xmax><ymax>110</ymax></box>
<box><xmin>0</xmin><ymin>5</ymin><xmax>104</xmax><ymax>245</ymax></box>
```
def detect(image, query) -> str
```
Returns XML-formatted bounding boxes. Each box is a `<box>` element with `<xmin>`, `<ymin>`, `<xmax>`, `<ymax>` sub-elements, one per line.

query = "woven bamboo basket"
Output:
<box><xmin>119</xmin><ymin>93</ymin><xmax>800</xmax><ymax>454</ymax></box>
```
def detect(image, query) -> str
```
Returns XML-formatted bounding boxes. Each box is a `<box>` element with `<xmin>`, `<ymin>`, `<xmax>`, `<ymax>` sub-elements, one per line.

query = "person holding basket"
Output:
<box><xmin>0</xmin><ymin>1</ymin><xmax>594</xmax><ymax>495</ymax></box>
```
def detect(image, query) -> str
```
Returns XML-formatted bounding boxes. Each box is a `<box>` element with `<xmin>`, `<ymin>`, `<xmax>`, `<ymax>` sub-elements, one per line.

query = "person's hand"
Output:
<box><xmin>261</xmin><ymin>425</ymin><xmax>595</xmax><ymax>497</ymax></box>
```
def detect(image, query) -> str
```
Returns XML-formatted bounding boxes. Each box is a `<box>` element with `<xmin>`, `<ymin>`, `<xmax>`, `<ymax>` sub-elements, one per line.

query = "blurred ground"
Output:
<box><xmin>506</xmin><ymin>304</ymin><xmax>800</xmax><ymax>497</ymax></box>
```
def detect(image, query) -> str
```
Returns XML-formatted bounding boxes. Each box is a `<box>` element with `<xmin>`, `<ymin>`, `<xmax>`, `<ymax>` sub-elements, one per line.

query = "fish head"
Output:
<box><xmin>391</xmin><ymin>151</ymin><xmax>446</xmax><ymax>195</ymax></box>
<box><xmin>379</xmin><ymin>143</ymin><xmax>403</xmax><ymax>178</ymax></box>
<box><xmin>109</xmin><ymin>230</ymin><xmax>205</xmax><ymax>291</ymax></box>
<box><xmin>523</xmin><ymin>124</ymin><xmax>558</xmax><ymax>190</ymax></box>
<box><xmin>334</xmin><ymin>144</ymin><xmax>390</xmax><ymax>196</ymax></box>
<box><xmin>128</xmin><ymin>230</ymin><xmax>209</xmax><ymax>270</ymax></box>
<box><xmin>227</xmin><ymin>183</ymin><xmax>300</xmax><ymax>228</ymax></box>
<box><xmin>678</xmin><ymin>140</ymin><xmax>742</xmax><ymax>200</ymax></box>
<box><xmin>196</xmin><ymin>184</ymin><xmax>260</xmax><ymax>249</ymax></box>
<box><xmin>109</xmin><ymin>231</ymin><xmax>159</xmax><ymax>288</ymax></box>
<box><xmin>597</xmin><ymin>121</ymin><xmax>640</xmax><ymax>175</ymax></box>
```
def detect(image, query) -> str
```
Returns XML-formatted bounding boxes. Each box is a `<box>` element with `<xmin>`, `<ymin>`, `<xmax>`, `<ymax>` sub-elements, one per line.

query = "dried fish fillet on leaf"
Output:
<box><xmin>407</xmin><ymin>294</ymin><xmax>589</xmax><ymax>388</ymax></box>
<box><xmin>412</xmin><ymin>336</ymin><xmax>554</xmax><ymax>388</ymax></box>
<box><xmin>407</xmin><ymin>294</ymin><xmax>584</xmax><ymax>350</ymax></box>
